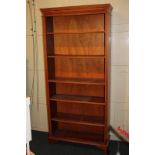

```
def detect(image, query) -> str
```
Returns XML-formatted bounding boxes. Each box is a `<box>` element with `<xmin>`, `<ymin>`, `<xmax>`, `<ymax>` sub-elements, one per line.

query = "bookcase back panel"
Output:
<box><xmin>54</xmin><ymin>33</ymin><xmax>104</xmax><ymax>55</ymax></box>
<box><xmin>53</xmin><ymin>14</ymin><xmax>104</xmax><ymax>33</ymax></box>
<box><xmin>56</xmin><ymin>83</ymin><xmax>104</xmax><ymax>97</ymax></box>
<box><xmin>57</xmin><ymin>122</ymin><xmax>104</xmax><ymax>134</ymax></box>
<box><xmin>56</xmin><ymin>102</ymin><xmax>104</xmax><ymax>117</ymax></box>
<box><xmin>55</xmin><ymin>58</ymin><xmax>105</xmax><ymax>78</ymax></box>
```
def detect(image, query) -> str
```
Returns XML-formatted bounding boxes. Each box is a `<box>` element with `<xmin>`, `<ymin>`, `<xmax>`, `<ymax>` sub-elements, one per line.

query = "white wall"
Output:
<box><xmin>26</xmin><ymin>0</ymin><xmax>129</xmax><ymax>140</ymax></box>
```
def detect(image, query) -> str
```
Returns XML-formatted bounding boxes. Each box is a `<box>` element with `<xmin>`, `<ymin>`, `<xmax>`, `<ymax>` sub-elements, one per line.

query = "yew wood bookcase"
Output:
<box><xmin>41</xmin><ymin>4</ymin><xmax>112</xmax><ymax>152</ymax></box>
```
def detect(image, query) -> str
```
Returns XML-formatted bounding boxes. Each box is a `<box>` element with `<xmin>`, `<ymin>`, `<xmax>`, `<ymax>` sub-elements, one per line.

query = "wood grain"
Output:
<box><xmin>41</xmin><ymin>4</ymin><xmax>112</xmax><ymax>152</ymax></box>
<box><xmin>52</xmin><ymin>112</ymin><xmax>104</xmax><ymax>126</ymax></box>
<box><xmin>57</xmin><ymin>122</ymin><xmax>104</xmax><ymax>134</ymax></box>
<box><xmin>40</xmin><ymin>4</ymin><xmax>113</xmax><ymax>16</ymax></box>
<box><xmin>55</xmin><ymin>83</ymin><xmax>104</xmax><ymax>97</ymax></box>
<box><xmin>56</xmin><ymin>101</ymin><xmax>105</xmax><ymax>116</ymax></box>
<box><xmin>54</xmin><ymin>33</ymin><xmax>104</xmax><ymax>55</ymax></box>
<box><xmin>55</xmin><ymin>58</ymin><xmax>105</xmax><ymax>78</ymax></box>
<box><xmin>48</xmin><ymin>77</ymin><xmax>105</xmax><ymax>85</ymax></box>
<box><xmin>53</xmin><ymin>14</ymin><xmax>104</xmax><ymax>33</ymax></box>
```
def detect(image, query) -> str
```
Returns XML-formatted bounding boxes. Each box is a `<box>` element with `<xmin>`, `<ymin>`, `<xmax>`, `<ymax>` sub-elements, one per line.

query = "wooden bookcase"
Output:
<box><xmin>41</xmin><ymin>4</ymin><xmax>112</xmax><ymax>152</ymax></box>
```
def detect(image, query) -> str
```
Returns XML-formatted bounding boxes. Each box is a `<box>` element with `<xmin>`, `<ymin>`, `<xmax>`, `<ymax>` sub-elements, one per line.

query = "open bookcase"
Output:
<box><xmin>41</xmin><ymin>4</ymin><xmax>112</xmax><ymax>152</ymax></box>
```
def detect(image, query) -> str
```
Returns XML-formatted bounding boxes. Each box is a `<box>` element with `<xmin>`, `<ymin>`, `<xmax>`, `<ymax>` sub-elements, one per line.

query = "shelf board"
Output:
<box><xmin>46</xmin><ymin>30</ymin><xmax>105</xmax><ymax>35</ymax></box>
<box><xmin>51</xmin><ymin>129</ymin><xmax>104</xmax><ymax>145</ymax></box>
<box><xmin>50</xmin><ymin>94</ymin><xmax>105</xmax><ymax>105</ymax></box>
<box><xmin>47</xmin><ymin>55</ymin><xmax>105</xmax><ymax>58</ymax></box>
<box><xmin>52</xmin><ymin>112</ymin><xmax>104</xmax><ymax>127</ymax></box>
<box><xmin>48</xmin><ymin>77</ymin><xmax>105</xmax><ymax>85</ymax></box>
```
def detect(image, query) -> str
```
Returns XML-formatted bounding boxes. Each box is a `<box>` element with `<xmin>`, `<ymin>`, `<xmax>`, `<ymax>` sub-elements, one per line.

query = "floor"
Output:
<box><xmin>30</xmin><ymin>130</ymin><xmax>129</xmax><ymax>155</ymax></box>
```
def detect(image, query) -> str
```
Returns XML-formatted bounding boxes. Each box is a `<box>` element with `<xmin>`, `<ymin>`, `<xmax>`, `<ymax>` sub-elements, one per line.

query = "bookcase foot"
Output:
<box><xmin>97</xmin><ymin>144</ymin><xmax>109</xmax><ymax>154</ymax></box>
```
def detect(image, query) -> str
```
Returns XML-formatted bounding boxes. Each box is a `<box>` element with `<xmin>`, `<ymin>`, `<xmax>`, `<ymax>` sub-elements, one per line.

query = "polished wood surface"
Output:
<box><xmin>55</xmin><ymin>58</ymin><xmax>105</xmax><ymax>78</ymax></box>
<box><xmin>52</xmin><ymin>129</ymin><xmax>104</xmax><ymax>144</ymax></box>
<box><xmin>47</xmin><ymin>54</ymin><xmax>105</xmax><ymax>58</ymax></box>
<box><xmin>50</xmin><ymin>94</ymin><xmax>105</xmax><ymax>104</ymax></box>
<box><xmin>57</xmin><ymin>122</ymin><xmax>104</xmax><ymax>134</ymax></box>
<box><xmin>56</xmin><ymin>101</ymin><xmax>105</xmax><ymax>116</ymax></box>
<box><xmin>53</xmin><ymin>14</ymin><xmax>104</xmax><ymax>33</ymax></box>
<box><xmin>48</xmin><ymin>77</ymin><xmax>105</xmax><ymax>85</ymax></box>
<box><xmin>54</xmin><ymin>33</ymin><xmax>104</xmax><ymax>55</ymax></box>
<box><xmin>55</xmin><ymin>83</ymin><xmax>105</xmax><ymax>97</ymax></box>
<box><xmin>41</xmin><ymin>4</ymin><xmax>112</xmax><ymax>16</ymax></box>
<box><xmin>53</xmin><ymin>14</ymin><xmax>104</xmax><ymax>55</ymax></box>
<box><xmin>52</xmin><ymin>112</ymin><xmax>104</xmax><ymax>126</ymax></box>
<box><xmin>41</xmin><ymin>4</ymin><xmax>112</xmax><ymax>152</ymax></box>
<box><xmin>47</xmin><ymin>58</ymin><xmax>105</xmax><ymax>79</ymax></box>
<box><xmin>47</xmin><ymin>31</ymin><xmax>105</xmax><ymax>34</ymax></box>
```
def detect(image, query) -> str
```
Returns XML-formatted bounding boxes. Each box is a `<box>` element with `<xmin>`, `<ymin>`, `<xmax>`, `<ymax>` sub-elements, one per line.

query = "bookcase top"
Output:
<box><xmin>41</xmin><ymin>4</ymin><xmax>113</xmax><ymax>16</ymax></box>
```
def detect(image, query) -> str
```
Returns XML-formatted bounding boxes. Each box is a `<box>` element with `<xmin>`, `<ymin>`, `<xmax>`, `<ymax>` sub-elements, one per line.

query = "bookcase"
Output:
<box><xmin>41</xmin><ymin>4</ymin><xmax>112</xmax><ymax>152</ymax></box>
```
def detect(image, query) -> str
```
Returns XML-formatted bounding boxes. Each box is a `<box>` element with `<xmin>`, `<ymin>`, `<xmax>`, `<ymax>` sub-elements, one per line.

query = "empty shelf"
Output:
<box><xmin>52</xmin><ymin>112</ymin><xmax>104</xmax><ymax>126</ymax></box>
<box><xmin>50</xmin><ymin>94</ymin><xmax>105</xmax><ymax>105</ymax></box>
<box><xmin>48</xmin><ymin>77</ymin><xmax>105</xmax><ymax>85</ymax></box>
<box><xmin>47</xmin><ymin>54</ymin><xmax>105</xmax><ymax>58</ymax></box>
<box><xmin>46</xmin><ymin>30</ymin><xmax>105</xmax><ymax>35</ymax></box>
<box><xmin>51</xmin><ymin>129</ymin><xmax>104</xmax><ymax>145</ymax></box>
